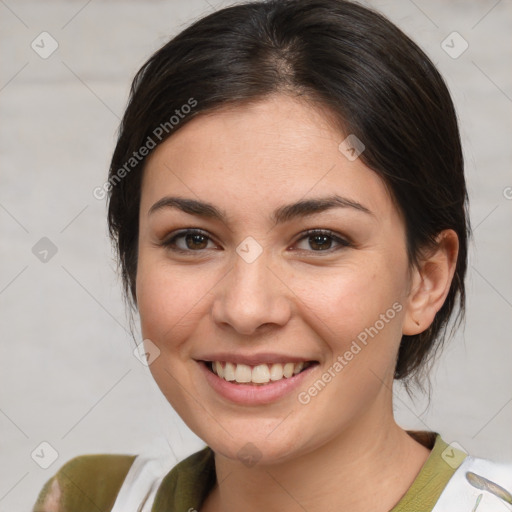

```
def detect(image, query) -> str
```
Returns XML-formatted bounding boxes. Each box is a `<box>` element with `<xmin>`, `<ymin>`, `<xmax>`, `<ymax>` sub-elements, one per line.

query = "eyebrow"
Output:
<box><xmin>148</xmin><ymin>194</ymin><xmax>373</xmax><ymax>225</ymax></box>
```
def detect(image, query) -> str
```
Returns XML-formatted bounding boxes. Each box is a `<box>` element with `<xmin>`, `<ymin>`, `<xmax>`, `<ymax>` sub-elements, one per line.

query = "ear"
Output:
<box><xmin>402</xmin><ymin>229</ymin><xmax>459</xmax><ymax>335</ymax></box>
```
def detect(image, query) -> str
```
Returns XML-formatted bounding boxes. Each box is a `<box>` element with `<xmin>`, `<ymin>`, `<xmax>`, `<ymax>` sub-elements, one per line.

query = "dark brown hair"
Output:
<box><xmin>107</xmin><ymin>0</ymin><xmax>470</xmax><ymax>387</ymax></box>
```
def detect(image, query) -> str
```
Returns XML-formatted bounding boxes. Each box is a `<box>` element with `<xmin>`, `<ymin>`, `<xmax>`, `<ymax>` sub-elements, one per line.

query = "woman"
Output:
<box><xmin>32</xmin><ymin>0</ymin><xmax>512</xmax><ymax>511</ymax></box>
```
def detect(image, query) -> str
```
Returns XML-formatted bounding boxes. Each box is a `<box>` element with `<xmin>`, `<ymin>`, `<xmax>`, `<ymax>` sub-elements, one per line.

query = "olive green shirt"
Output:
<box><xmin>32</xmin><ymin>431</ymin><xmax>466</xmax><ymax>511</ymax></box>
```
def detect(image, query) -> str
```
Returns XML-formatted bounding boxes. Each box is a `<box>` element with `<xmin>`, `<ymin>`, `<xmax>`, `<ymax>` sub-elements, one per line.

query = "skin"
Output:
<box><xmin>136</xmin><ymin>93</ymin><xmax>459</xmax><ymax>512</ymax></box>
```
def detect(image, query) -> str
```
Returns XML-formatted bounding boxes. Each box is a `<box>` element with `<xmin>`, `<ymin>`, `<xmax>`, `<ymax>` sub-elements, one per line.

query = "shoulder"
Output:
<box><xmin>394</xmin><ymin>431</ymin><xmax>512</xmax><ymax>512</ymax></box>
<box><xmin>151</xmin><ymin>446</ymin><xmax>216</xmax><ymax>510</ymax></box>
<box><xmin>32</xmin><ymin>453</ymin><xmax>136</xmax><ymax>512</ymax></box>
<box><xmin>80</xmin><ymin>444</ymin><xmax>215</xmax><ymax>512</ymax></box>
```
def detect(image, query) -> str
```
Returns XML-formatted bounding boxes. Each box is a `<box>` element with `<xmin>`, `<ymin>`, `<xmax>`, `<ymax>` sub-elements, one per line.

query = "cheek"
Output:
<box><xmin>135</xmin><ymin>257</ymin><xmax>215</xmax><ymax>417</ymax></box>
<box><xmin>135</xmin><ymin>256</ymin><xmax>217</xmax><ymax>352</ymax></box>
<box><xmin>296</xmin><ymin>256</ymin><xmax>407</xmax><ymax>345</ymax></box>
<box><xmin>288</xmin><ymin>258</ymin><xmax>407</xmax><ymax>426</ymax></box>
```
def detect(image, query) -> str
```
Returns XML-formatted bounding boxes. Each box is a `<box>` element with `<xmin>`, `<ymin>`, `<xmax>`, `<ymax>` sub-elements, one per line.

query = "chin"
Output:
<box><xmin>193</xmin><ymin>419</ymin><xmax>319</xmax><ymax>467</ymax></box>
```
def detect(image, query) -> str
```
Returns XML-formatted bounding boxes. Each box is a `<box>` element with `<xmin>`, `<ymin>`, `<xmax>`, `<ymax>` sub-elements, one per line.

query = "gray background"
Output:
<box><xmin>1</xmin><ymin>0</ymin><xmax>511</xmax><ymax>510</ymax></box>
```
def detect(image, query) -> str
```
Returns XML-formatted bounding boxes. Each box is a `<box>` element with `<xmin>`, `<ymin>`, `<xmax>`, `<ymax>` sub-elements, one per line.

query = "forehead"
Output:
<box><xmin>140</xmin><ymin>94</ymin><xmax>395</xmax><ymax>223</ymax></box>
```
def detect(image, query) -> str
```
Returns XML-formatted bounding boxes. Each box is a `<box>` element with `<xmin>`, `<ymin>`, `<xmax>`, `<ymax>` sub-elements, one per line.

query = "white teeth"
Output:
<box><xmin>234</xmin><ymin>364</ymin><xmax>252</xmax><ymax>383</ymax></box>
<box><xmin>214</xmin><ymin>361</ymin><xmax>224</xmax><ymax>379</ymax></box>
<box><xmin>283</xmin><ymin>362</ymin><xmax>295</xmax><ymax>378</ymax></box>
<box><xmin>224</xmin><ymin>362</ymin><xmax>236</xmax><ymax>381</ymax></box>
<box><xmin>252</xmin><ymin>364</ymin><xmax>270</xmax><ymax>384</ymax></box>
<box><xmin>293</xmin><ymin>362</ymin><xmax>304</xmax><ymax>375</ymax></box>
<box><xmin>210</xmin><ymin>361</ymin><xmax>311</xmax><ymax>384</ymax></box>
<box><xmin>269</xmin><ymin>363</ymin><xmax>283</xmax><ymax>381</ymax></box>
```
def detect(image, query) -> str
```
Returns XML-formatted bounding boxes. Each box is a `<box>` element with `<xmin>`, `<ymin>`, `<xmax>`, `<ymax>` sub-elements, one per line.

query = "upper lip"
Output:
<box><xmin>196</xmin><ymin>352</ymin><xmax>318</xmax><ymax>366</ymax></box>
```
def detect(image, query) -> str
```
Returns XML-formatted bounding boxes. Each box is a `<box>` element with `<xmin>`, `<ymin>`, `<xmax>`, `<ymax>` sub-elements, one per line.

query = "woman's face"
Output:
<box><xmin>136</xmin><ymin>94</ymin><xmax>414</xmax><ymax>464</ymax></box>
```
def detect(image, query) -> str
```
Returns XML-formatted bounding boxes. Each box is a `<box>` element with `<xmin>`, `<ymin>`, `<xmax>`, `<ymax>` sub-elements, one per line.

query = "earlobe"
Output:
<box><xmin>402</xmin><ymin>229</ymin><xmax>459</xmax><ymax>335</ymax></box>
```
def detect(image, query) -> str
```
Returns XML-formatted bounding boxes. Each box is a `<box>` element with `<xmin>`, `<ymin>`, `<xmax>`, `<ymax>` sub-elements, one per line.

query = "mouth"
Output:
<box><xmin>203</xmin><ymin>360</ymin><xmax>318</xmax><ymax>385</ymax></box>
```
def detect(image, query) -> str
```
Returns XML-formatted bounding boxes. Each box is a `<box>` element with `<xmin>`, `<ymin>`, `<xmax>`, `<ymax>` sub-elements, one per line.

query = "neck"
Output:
<box><xmin>202</xmin><ymin>402</ymin><xmax>431</xmax><ymax>512</ymax></box>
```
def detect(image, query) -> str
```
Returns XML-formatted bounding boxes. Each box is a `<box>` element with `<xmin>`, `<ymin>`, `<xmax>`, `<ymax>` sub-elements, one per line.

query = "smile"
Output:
<box><xmin>197</xmin><ymin>356</ymin><xmax>319</xmax><ymax>405</ymax></box>
<box><xmin>207</xmin><ymin>361</ymin><xmax>315</xmax><ymax>385</ymax></box>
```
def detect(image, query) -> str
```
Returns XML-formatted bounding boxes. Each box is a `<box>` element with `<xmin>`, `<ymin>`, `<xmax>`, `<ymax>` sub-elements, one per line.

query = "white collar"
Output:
<box><xmin>432</xmin><ymin>455</ymin><xmax>512</xmax><ymax>511</ymax></box>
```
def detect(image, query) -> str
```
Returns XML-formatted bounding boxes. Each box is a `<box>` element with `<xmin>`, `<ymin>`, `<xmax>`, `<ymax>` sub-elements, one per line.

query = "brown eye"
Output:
<box><xmin>183</xmin><ymin>233</ymin><xmax>209</xmax><ymax>250</ymax></box>
<box><xmin>162</xmin><ymin>229</ymin><xmax>217</xmax><ymax>253</ymax></box>
<box><xmin>294</xmin><ymin>229</ymin><xmax>351</xmax><ymax>253</ymax></box>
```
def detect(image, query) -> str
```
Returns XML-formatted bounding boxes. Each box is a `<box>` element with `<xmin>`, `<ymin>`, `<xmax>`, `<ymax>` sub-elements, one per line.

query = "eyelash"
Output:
<box><xmin>160</xmin><ymin>228</ymin><xmax>352</xmax><ymax>255</ymax></box>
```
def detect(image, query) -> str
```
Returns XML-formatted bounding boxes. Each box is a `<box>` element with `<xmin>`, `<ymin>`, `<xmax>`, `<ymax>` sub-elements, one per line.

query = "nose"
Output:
<box><xmin>211</xmin><ymin>249</ymin><xmax>292</xmax><ymax>336</ymax></box>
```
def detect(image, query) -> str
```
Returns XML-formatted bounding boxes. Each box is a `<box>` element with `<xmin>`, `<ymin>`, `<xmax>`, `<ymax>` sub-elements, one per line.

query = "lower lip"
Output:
<box><xmin>198</xmin><ymin>361</ymin><xmax>317</xmax><ymax>405</ymax></box>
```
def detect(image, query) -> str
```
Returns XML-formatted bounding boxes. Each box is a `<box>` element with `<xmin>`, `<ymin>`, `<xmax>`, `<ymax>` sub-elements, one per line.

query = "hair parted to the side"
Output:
<box><xmin>107</xmin><ymin>0</ymin><xmax>470</xmax><ymax>390</ymax></box>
